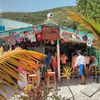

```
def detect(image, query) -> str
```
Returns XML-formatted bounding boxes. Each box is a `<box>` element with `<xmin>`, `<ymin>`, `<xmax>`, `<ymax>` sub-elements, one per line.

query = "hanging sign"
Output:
<box><xmin>60</xmin><ymin>30</ymin><xmax>68</xmax><ymax>40</ymax></box>
<box><xmin>41</xmin><ymin>25</ymin><xmax>60</xmax><ymax>40</ymax></box>
<box><xmin>87</xmin><ymin>38</ymin><xmax>92</xmax><ymax>47</ymax></box>
<box><xmin>60</xmin><ymin>30</ymin><xmax>76</xmax><ymax>42</ymax></box>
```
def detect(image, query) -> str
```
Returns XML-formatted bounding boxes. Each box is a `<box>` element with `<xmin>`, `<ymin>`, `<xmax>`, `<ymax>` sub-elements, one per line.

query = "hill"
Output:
<box><xmin>2</xmin><ymin>6</ymin><xmax>76</xmax><ymax>26</ymax></box>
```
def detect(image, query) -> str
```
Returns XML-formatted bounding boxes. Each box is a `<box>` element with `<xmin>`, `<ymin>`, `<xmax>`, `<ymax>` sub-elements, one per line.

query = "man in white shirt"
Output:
<box><xmin>74</xmin><ymin>50</ymin><xmax>86</xmax><ymax>84</ymax></box>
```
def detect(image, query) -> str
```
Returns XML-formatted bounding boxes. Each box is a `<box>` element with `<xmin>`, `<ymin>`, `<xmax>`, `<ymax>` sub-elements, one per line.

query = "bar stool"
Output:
<box><xmin>46</xmin><ymin>69</ymin><xmax>52</xmax><ymax>73</ymax></box>
<box><xmin>28</xmin><ymin>74</ymin><xmax>39</xmax><ymax>88</ymax></box>
<box><xmin>46</xmin><ymin>72</ymin><xmax>56</xmax><ymax>87</ymax></box>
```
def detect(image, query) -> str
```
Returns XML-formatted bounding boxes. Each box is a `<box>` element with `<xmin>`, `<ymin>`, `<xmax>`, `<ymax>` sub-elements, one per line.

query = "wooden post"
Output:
<box><xmin>57</xmin><ymin>39</ymin><xmax>61</xmax><ymax>83</ymax></box>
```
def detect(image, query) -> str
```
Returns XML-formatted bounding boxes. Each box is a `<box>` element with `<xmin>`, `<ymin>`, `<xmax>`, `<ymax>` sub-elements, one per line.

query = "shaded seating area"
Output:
<box><xmin>0</xmin><ymin>17</ymin><xmax>100</xmax><ymax>90</ymax></box>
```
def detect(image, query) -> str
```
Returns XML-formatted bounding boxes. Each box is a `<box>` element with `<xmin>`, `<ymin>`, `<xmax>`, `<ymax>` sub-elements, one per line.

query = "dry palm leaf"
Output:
<box><xmin>0</xmin><ymin>47</ymin><xmax>46</xmax><ymax>99</ymax></box>
<box><xmin>0</xmin><ymin>94</ymin><xmax>6</xmax><ymax>100</ymax></box>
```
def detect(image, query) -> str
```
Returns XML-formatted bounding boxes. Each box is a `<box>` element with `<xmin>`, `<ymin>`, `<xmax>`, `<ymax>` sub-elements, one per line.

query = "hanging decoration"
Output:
<box><xmin>36</xmin><ymin>31</ymin><xmax>42</xmax><ymax>41</ymax></box>
<box><xmin>19</xmin><ymin>33</ymin><xmax>25</xmax><ymax>42</ymax></box>
<box><xmin>8</xmin><ymin>33</ymin><xmax>16</xmax><ymax>46</ymax></box>
<box><xmin>14</xmin><ymin>32</ymin><xmax>20</xmax><ymax>43</ymax></box>
<box><xmin>87</xmin><ymin>38</ymin><xmax>92</xmax><ymax>47</ymax></box>
<box><xmin>60</xmin><ymin>30</ymin><xmax>68</xmax><ymax>39</ymax></box>
<box><xmin>33</xmin><ymin>25</ymin><xmax>37</xmax><ymax>31</ymax></box>
<box><xmin>31</xmin><ymin>32</ymin><xmax>36</xmax><ymax>42</ymax></box>
<box><xmin>24</xmin><ymin>31</ymin><xmax>29</xmax><ymax>41</ymax></box>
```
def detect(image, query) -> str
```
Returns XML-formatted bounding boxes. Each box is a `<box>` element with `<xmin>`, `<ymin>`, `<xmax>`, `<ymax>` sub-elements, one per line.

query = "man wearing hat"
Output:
<box><xmin>74</xmin><ymin>50</ymin><xmax>86</xmax><ymax>84</ymax></box>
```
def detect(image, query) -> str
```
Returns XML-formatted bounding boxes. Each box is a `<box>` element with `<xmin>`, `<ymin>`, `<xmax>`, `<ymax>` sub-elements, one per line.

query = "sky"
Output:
<box><xmin>1</xmin><ymin>0</ymin><xmax>76</xmax><ymax>12</ymax></box>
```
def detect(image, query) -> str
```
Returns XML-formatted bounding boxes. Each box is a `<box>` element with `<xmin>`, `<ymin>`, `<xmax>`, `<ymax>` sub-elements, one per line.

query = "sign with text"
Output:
<box><xmin>41</xmin><ymin>25</ymin><xmax>60</xmax><ymax>40</ymax></box>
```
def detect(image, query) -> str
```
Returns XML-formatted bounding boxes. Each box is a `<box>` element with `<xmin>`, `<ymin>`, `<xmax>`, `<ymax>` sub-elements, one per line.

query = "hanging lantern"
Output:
<box><xmin>36</xmin><ymin>32</ymin><xmax>42</xmax><ymax>41</ymax></box>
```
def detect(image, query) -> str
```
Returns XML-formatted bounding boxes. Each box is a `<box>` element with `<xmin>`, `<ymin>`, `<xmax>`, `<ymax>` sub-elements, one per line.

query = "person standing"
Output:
<box><xmin>84</xmin><ymin>53</ymin><xmax>90</xmax><ymax>76</ymax></box>
<box><xmin>74</xmin><ymin>50</ymin><xmax>86</xmax><ymax>84</ymax></box>
<box><xmin>84</xmin><ymin>53</ymin><xmax>90</xmax><ymax>68</ymax></box>
<box><xmin>72</xmin><ymin>52</ymin><xmax>78</xmax><ymax>77</ymax></box>
<box><xmin>44</xmin><ymin>51</ymin><xmax>52</xmax><ymax>71</ymax></box>
<box><xmin>72</xmin><ymin>52</ymin><xmax>78</xmax><ymax>68</ymax></box>
<box><xmin>89</xmin><ymin>55</ymin><xmax>98</xmax><ymax>74</ymax></box>
<box><xmin>60</xmin><ymin>52</ymin><xmax>68</xmax><ymax>72</ymax></box>
<box><xmin>51</xmin><ymin>53</ymin><xmax>57</xmax><ymax>74</ymax></box>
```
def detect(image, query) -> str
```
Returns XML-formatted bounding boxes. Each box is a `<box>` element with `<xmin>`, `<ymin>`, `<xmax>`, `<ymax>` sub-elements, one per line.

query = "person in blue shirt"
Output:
<box><xmin>45</xmin><ymin>51</ymin><xmax>52</xmax><ymax>71</ymax></box>
<box><xmin>41</xmin><ymin>50</ymin><xmax>52</xmax><ymax>78</ymax></box>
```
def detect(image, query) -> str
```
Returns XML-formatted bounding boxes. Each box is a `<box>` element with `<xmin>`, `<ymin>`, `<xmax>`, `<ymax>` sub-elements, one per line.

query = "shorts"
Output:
<box><xmin>52</xmin><ymin>61</ymin><xmax>57</xmax><ymax>68</ymax></box>
<box><xmin>61</xmin><ymin>63</ymin><xmax>66</xmax><ymax>72</ymax></box>
<box><xmin>78</xmin><ymin>64</ymin><xmax>84</xmax><ymax>76</ymax></box>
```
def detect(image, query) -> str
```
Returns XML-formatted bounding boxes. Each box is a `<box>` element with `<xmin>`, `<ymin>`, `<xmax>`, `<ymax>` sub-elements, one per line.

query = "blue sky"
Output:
<box><xmin>1</xmin><ymin>0</ymin><xmax>76</xmax><ymax>12</ymax></box>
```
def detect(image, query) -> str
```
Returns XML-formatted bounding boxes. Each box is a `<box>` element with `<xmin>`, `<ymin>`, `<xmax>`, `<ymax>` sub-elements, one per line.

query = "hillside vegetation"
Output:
<box><xmin>2</xmin><ymin>6</ymin><xmax>76</xmax><ymax>26</ymax></box>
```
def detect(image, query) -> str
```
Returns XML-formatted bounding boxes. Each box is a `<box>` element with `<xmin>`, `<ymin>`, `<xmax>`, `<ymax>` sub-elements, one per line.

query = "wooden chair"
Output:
<box><xmin>46</xmin><ymin>71</ymin><xmax>56</xmax><ymax>88</ymax></box>
<box><xmin>28</xmin><ymin>74</ymin><xmax>40</xmax><ymax>88</ymax></box>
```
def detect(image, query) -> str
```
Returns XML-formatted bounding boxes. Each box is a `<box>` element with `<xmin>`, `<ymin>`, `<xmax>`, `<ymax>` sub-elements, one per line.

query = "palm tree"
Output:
<box><xmin>0</xmin><ymin>47</ymin><xmax>46</xmax><ymax>100</ymax></box>
<box><xmin>69</xmin><ymin>12</ymin><xmax>100</xmax><ymax>48</ymax></box>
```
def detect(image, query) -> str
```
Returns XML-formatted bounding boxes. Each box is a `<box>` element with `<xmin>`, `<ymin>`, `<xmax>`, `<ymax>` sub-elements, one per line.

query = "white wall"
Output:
<box><xmin>0</xmin><ymin>18</ymin><xmax>33</xmax><ymax>30</ymax></box>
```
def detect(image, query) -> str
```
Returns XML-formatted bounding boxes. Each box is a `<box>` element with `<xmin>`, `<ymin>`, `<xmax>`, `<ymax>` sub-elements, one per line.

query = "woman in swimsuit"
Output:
<box><xmin>51</xmin><ymin>53</ymin><xmax>57</xmax><ymax>74</ymax></box>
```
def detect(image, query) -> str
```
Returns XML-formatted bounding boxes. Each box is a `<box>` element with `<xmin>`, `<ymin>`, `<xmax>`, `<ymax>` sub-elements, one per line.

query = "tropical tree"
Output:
<box><xmin>77</xmin><ymin>24</ymin><xmax>90</xmax><ymax>33</ymax></box>
<box><xmin>77</xmin><ymin>0</ymin><xmax>100</xmax><ymax>23</ymax></box>
<box><xmin>0</xmin><ymin>47</ymin><xmax>46</xmax><ymax>100</ymax></box>
<box><xmin>69</xmin><ymin>12</ymin><xmax>100</xmax><ymax>48</ymax></box>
